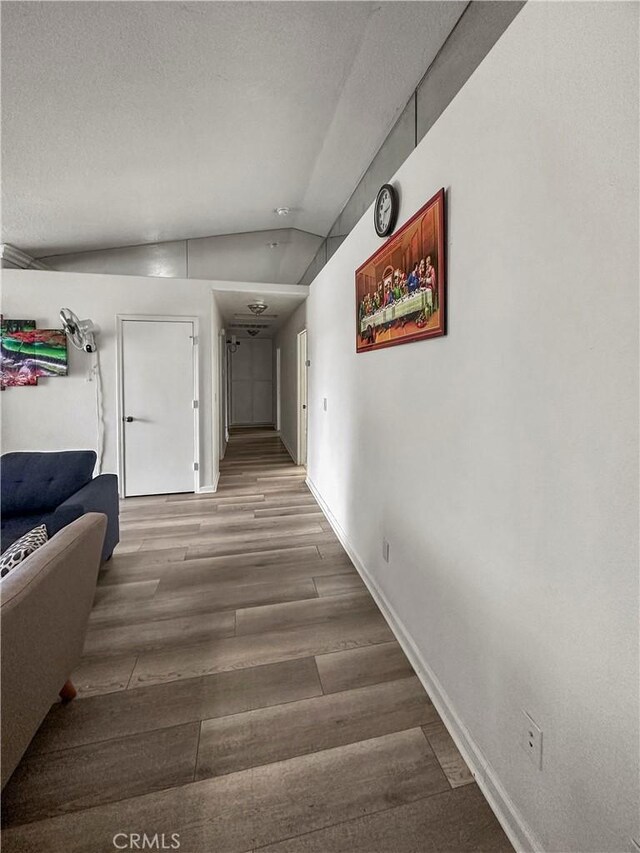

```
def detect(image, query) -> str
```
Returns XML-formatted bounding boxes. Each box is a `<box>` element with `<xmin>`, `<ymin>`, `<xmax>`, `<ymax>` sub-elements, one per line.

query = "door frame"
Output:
<box><xmin>296</xmin><ymin>329</ymin><xmax>308</xmax><ymax>466</ymax></box>
<box><xmin>218</xmin><ymin>329</ymin><xmax>228</xmax><ymax>460</ymax></box>
<box><xmin>275</xmin><ymin>346</ymin><xmax>282</xmax><ymax>433</ymax></box>
<box><xmin>116</xmin><ymin>314</ymin><xmax>200</xmax><ymax>499</ymax></box>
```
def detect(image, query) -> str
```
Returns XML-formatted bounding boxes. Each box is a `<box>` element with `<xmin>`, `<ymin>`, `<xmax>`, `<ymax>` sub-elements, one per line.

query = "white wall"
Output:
<box><xmin>1</xmin><ymin>271</ymin><xmax>255</xmax><ymax>491</ymax></box>
<box><xmin>305</xmin><ymin>4</ymin><xmax>639</xmax><ymax>853</ymax></box>
<box><xmin>275</xmin><ymin>301</ymin><xmax>307</xmax><ymax>461</ymax></box>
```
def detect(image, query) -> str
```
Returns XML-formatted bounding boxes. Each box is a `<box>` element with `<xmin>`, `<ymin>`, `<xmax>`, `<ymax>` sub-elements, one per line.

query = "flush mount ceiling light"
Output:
<box><xmin>247</xmin><ymin>301</ymin><xmax>268</xmax><ymax>316</ymax></box>
<box><xmin>268</xmin><ymin>242</ymin><xmax>279</xmax><ymax>249</ymax></box>
<box><xmin>275</xmin><ymin>207</ymin><xmax>290</xmax><ymax>216</ymax></box>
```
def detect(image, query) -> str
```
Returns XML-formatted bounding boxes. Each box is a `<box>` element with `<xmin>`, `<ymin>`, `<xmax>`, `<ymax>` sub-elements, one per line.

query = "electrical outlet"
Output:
<box><xmin>521</xmin><ymin>710</ymin><xmax>543</xmax><ymax>770</ymax></box>
<box><xmin>382</xmin><ymin>538</ymin><xmax>390</xmax><ymax>563</ymax></box>
<box><xmin>323</xmin><ymin>397</ymin><xmax>327</xmax><ymax>411</ymax></box>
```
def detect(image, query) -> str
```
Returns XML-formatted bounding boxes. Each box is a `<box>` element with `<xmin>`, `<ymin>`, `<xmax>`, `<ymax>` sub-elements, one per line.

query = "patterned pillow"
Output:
<box><xmin>0</xmin><ymin>525</ymin><xmax>48</xmax><ymax>578</ymax></box>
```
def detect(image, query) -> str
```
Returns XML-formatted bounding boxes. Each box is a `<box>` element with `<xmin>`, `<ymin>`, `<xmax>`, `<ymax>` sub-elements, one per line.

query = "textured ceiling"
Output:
<box><xmin>1</xmin><ymin>1</ymin><xmax>465</xmax><ymax>258</ymax></box>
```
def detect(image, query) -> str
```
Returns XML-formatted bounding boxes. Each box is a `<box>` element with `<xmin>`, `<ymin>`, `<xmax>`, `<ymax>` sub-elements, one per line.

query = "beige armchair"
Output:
<box><xmin>0</xmin><ymin>513</ymin><xmax>106</xmax><ymax>788</ymax></box>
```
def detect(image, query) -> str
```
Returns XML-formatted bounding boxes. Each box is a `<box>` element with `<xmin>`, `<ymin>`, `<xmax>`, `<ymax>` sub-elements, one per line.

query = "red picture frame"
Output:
<box><xmin>355</xmin><ymin>187</ymin><xmax>446</xmax><ymax>353</ymax></box>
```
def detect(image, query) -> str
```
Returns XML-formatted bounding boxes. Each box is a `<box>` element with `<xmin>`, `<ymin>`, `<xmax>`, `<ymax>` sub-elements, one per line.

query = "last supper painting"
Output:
<box><xmin>356</xmin><ymin>188</ymin><xmax>446</xmax><ymax>353</ymax></box>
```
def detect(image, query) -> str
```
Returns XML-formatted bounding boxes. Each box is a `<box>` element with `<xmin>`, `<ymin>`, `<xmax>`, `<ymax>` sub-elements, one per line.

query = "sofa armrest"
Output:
<box><xmin>46</xmin><ymin>506</ymin><xmax>85</xmax><ymax>539</ymax></box>
<box><xmin>56</xmin><ymin>474</ymin><xmax>119</xmax><ymax>561</ymax></box>
<box><xmin>57</xmin><ymin>474</ymin><xmax>118</xmax><ymax>514</ymax></box>
<box><xmin>0</xmin><ymin>513</ymin><xmax>106</xmax><ymax>788</ymax></box>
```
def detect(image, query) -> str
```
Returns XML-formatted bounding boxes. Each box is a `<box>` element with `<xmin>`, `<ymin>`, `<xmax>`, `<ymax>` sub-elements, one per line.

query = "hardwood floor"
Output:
<box><xmin>1</xmin><ymin>429</ymin><xmax>512</xmax><ymax>852</ymax></box>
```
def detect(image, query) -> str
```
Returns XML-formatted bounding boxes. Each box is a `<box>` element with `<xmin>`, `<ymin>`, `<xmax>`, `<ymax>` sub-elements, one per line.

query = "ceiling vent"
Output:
<box><xmin>228</xmin><ymin>322</ymin><xmax>270</xmax><ymax>330</ymax></box>
<box><xmin>233</xmin><ymin>312</ymin><xmax>278</xmax><ymax>320</ymax></box>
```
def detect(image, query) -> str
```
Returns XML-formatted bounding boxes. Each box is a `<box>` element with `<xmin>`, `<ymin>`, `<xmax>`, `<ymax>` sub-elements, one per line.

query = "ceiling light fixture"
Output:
<box><xmin>268</xmin><ymin>242</ymin><xmax>279</xmax><ymax>249</ymax></box>
<box><xmin>275</xmin><ymin>207</ymin><xmax>290</xmax><ymax>216</ymax></box>
<box><xmin>247</xmin><ymin>301</ymin><xmax>268</xmax><ymax>316</ymax></box>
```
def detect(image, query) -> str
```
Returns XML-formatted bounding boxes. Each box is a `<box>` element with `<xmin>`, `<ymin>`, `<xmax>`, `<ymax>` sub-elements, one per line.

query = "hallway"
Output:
<box><xmin>1</xmin><ymin>429</ymin><xmax>511</xmax><ymax>852</ymax></box>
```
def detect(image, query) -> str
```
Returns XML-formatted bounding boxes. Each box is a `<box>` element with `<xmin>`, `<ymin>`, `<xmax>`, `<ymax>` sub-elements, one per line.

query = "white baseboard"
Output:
<box><xmin>197</xmin><ymin>471</ymin><xmax>220</xmax><ymax>494</ymax></box>
<box><xmin>306</xmin><ymin>474</ymin><xmax>543</xmax><ymax>853</ymax></box>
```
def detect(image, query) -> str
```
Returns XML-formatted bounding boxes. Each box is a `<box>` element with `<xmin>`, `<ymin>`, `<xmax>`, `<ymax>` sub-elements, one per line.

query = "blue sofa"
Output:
<box><xmin>1</xmin><ymin>451</ymin><xmax>119</xmax><ymax>562</ymax></box>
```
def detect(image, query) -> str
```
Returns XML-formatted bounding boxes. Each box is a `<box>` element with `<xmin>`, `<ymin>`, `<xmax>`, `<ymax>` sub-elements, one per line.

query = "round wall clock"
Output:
<box><xmin>373</xmin><ymin>183</ymin><xmax>398</xmax><ymax>238</ymax></box>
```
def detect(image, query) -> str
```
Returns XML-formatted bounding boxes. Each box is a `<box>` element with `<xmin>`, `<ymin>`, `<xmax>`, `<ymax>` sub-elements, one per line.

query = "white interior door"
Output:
<box><xmin>121</xmin><ymin>318</ymin><xmax>196</xmax><ymax>496</ymax></box>
<box><xmin>230</xmin><ymin>338</ymin><xmax>273</xmax><ymax>425</ymax></box>
<box><xmin>297</xmin><ymin>330</ymin><xmax>308</xmax><ymax>466</ymax></box>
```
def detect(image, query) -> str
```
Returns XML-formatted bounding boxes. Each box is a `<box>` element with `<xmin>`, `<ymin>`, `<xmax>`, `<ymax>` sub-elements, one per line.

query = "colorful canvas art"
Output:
<box><xmin>355</xmin><ymin>188</ymin><xmax>446</xmax><ymax>352</ymax></box>
<box><xmin>1</xmin><ymin>320</ymin><xmax>68</xmax><ymax>387</ymax></box>
<box><xmin>1</xmin><ymin>319</ymin><xmax>38</xmax><ymax>387</ymax></box>
<box><xmin>32</xmin><ymin>330</ymin><xmax>68</xmax><ymax>377</ymax></box>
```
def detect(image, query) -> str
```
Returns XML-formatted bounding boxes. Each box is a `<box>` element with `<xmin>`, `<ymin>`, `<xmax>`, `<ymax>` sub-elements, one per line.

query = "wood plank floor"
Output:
<box><xmin>1</xmin><ymin>428</ymin><xmax>512</xmax><ymax>852</ymax></box>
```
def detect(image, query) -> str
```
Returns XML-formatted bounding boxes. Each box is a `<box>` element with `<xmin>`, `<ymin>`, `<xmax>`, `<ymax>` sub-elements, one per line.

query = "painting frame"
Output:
<box><xmin>355</xmin><ymin>187</ymin><xmax>446</xmax><ymax>353</ymax></box>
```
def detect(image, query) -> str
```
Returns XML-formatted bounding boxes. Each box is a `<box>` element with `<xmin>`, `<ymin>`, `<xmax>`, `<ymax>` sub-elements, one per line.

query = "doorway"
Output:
<box><xmin>117</xmin><ymin>316</ymin><xmax>199</xmax><ymax>497</ymax></box>
<box><xmin>297</xmin><ymin>329</ymin><xmax>308</xmax><ymax>466</ymax></box>
<box><xmin>229</xmin><ymin>337</ymin><xmax>274</xmax><ymax>426</ymax></box>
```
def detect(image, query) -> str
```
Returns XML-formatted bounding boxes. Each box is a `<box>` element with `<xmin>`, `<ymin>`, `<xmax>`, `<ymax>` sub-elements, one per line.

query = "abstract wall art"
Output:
<box><xmin>1</xmin><ymin>319</ymin><xmax>68</xmax><ymax>388</ymax></box>
<box><xmin>32</xmin><ymin>330</ymin><xmax>69</xmax><ymax>377</ymax></box>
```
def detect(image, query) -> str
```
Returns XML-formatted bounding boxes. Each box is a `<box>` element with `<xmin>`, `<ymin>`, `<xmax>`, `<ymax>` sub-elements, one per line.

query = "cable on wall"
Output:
<box><xmin>60</xmin><ymin>308</ymin><xmax>103</xmax><ymax>472</ymax></box>
<box><xmin>89</xmin><ymin>349</ymin><xmax>105</xmax><ymax>474</ymax></box>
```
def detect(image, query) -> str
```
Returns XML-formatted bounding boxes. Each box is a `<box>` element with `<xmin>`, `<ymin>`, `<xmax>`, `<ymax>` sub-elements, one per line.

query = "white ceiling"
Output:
<box><xmin>211</xmin><ymin>281</ymin><xmax>308</xmax><ymax>337</ymax></box>
<box><xmin>1</xmin><ymin>1</ymin><xmax>465</xmax><ymax>258</ymax></box>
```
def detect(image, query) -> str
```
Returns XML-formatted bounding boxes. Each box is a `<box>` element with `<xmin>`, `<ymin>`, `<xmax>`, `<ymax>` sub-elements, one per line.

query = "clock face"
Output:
<box><xmin>374</xmin><ymin>184</ymin><xmax>397</xmax><ymax>237</ymax></box>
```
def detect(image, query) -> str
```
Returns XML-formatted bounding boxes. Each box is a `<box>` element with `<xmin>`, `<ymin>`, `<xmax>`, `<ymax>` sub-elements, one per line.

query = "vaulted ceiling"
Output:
<box><xmin>1</xmin><ymin>1</ymin><xmax>465</xmax><ymax>277</ymax></box>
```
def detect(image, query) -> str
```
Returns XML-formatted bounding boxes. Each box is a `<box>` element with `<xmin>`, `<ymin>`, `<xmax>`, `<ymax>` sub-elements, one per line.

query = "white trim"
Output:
<box><xmin>306</xmin><ymin>474</ymin><xmax>544</xmax><ymax>853</ymax></box>
<box><xmin>197</xmin><ymin>471</ymin><xmax>219</xmax><ymax>495</ymax></box>
<box><xmin>218</xmin><ymin>329</ymin><xmax>227</xmax><ymax>460</ymax></box>
<box><xmin>279</xmin><ymin>431</ymin><xmax>297</xmax><ymax>464</ymax></box>
<box><xmin>296</xmin><ymin>329</ymin><xmax>308</xmax><ymax>467</ymax></box>
<box><xmin>116</xmin><ymin>314</ymin><xmax>200</xmax><ymax>499</ymax></box>
<box><xmin>275</xmin><ymin>347</ymin><xmax>282</xmax><ymax>433</ymax></box>
<box><xmin>210</xmin><ymin>280</ymin><xmax>310</xmax><ymax>298</ymax></box>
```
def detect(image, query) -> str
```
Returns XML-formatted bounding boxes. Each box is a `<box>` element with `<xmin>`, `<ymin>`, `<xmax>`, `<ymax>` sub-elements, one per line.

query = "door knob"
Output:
<box><xmin>124</xmin><ymin>416</ymin><xmax>134</xmax><ymax>423</ymax></box>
